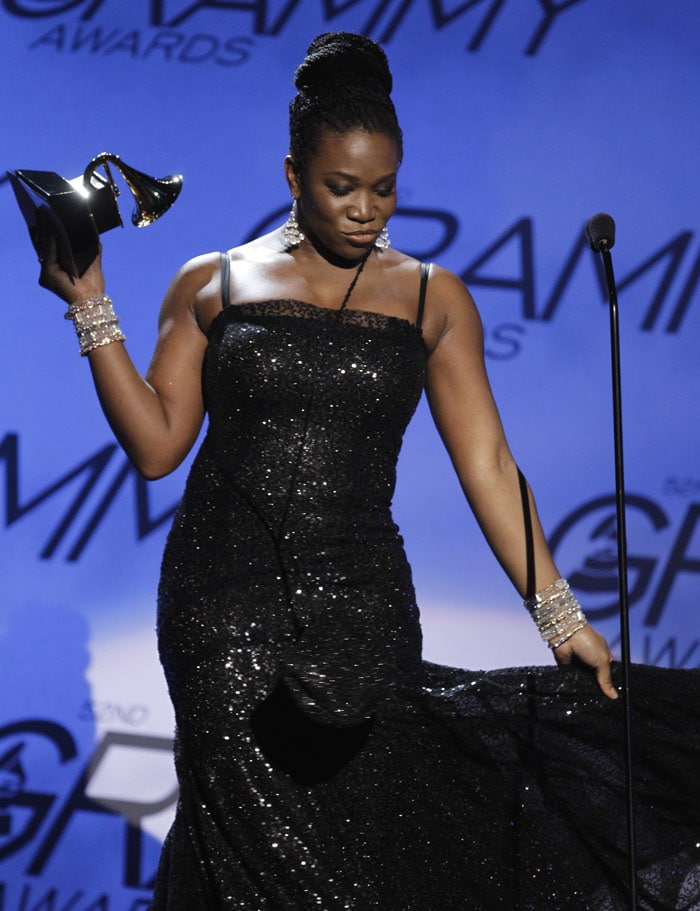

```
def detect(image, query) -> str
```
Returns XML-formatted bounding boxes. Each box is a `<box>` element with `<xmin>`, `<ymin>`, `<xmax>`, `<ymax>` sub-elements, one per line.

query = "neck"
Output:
<box><xmin>303</xmin><ymin>225</ymin><xmax>372</xmax><ymax>269</ymax></box>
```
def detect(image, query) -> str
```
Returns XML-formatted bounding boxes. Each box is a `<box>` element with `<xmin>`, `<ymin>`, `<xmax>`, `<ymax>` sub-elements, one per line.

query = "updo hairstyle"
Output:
<box><xmin>288</xmin><ymin>32</ymin><xmax>403</xmax><ymax>177</ymax></box>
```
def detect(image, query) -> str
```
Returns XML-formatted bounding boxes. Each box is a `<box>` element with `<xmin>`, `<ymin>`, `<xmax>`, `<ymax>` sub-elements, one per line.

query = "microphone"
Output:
<box><xmin>585</xmin><ymin>212</ymin><xmax>616</xmax><ymax>252</ymax></box>
<box><xmin>585</xmin><ymin>209</ymin><xmax>638</xmax><ymax>908</ymax></box>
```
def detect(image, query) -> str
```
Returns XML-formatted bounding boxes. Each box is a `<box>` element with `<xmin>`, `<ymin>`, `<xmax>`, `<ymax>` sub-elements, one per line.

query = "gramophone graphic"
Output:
<box><xmin>7</xmin><ymin>152</ymin><xmax>183</xmax><ymax>277</ymax></box>
<box><xmin>0</xmin><ymin>742</ymin><xmax>25</xmax><ymax>836</ymax></box>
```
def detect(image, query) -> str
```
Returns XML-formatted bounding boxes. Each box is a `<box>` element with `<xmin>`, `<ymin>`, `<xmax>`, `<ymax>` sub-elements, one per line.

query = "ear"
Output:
<box><xmin>284</xmin><ymin>156</ymin><xmax>302</xmax><ymax>199</ymax></box>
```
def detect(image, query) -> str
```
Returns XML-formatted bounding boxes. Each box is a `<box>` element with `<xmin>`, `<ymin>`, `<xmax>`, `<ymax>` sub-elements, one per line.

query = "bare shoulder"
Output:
<box><xmin>426</xmin><ymin>263</ymin><xmax>478</xmax><ymax>313</ymax></box>
<box><xmin>162</xmin><ymin>251</ymin><xmax>221</xmax><ymax>307</ymax></box>
<box><xmin>225</xmin><ymin>229</ymin><xmax>285</xmax><ymax>265</ymax></box>
<box><xmin>421</xmin><ymin>263</ymin><xmax>483</xmax><ymax>354</ymax></box>
<box><xmin>375</xmin><ymin>247</ymin><xmax>421</xmax><ymax>277</ymax></box>
<box><xmin>161</xmin><ymin>239</ymin><xmax>270</xmax><ymax>331</ymax></box>
<box><xmin>157</xmin><ymin>230</ymin><xmax>287</xmax><ymax>332</ymax></box>
<box><xmin>170</xmin><ymin>231</ymin><xmax>281</xmax><ymax>298</ymax></box>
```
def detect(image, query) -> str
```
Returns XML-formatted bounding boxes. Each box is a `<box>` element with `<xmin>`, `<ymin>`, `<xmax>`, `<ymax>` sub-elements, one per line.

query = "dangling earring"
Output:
<box><xmin>375</xmin><ymin>225</ymin><xmax>391</xmax><ymax>251</ymax></box>
<box><xmin>283</xmin><ymin>199</ymin><xmax>305</xmax><ymax>247</ymax></box>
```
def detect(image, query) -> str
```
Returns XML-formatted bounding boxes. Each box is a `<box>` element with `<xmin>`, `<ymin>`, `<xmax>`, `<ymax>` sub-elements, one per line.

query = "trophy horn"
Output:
<box><xmin>83</xmin><ymin>152</ymin><xmax>183</xmax><ymax>227</ymax></box>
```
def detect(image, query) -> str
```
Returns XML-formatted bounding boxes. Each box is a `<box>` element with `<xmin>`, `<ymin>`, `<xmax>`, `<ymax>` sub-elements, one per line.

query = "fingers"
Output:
<box><xmin>37</xmin><ymin>232</ymin><xmax>105</xmax><ymax>302</ymax></box>
<box><xmin>35</xmin><ymin>209</ymin><xmax>59</xmax><ymax>267</ymax></box>
<box><xmin>595</xmin><ymin>656</ymin><xmax>618</xmax><ymax>701</ymax></box>
<box><xmin>554</xmin><ymin>626</ymin><xmax>619</xmax><ymax>700</ymax></box>
<box><xmin>553</xmin><ymin>644</ymin><xmax>572</xmax><ymax>666</ymax></box>
<box><xmin>37</xmin><ymin>233</ymin><xmax>59</xmax><ymax>288</ymax></box>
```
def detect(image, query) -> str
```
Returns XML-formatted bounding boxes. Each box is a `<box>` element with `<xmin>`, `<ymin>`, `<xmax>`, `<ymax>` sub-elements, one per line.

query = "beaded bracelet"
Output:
<box><xmin>524</xmin><ymin>578</ymin><xmax>588</xmax><ymax>649</ymax></box>
<box><xmin>64</xmin><ymin>294</ymin><xmax>126</xmax><ymax>356</ymax></box>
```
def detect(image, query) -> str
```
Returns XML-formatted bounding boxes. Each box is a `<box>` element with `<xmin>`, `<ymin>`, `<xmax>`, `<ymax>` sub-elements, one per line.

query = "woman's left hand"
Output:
<box><xmin>553</xmin><ymin>625</ymin><xmax>618</xmax><ymax>700</ymax></box>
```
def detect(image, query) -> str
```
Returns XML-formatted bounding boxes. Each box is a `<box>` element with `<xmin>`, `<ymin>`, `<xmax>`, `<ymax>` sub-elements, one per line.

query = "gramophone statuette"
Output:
<box><xmin>7</xmin><ymin>152</ymin><xmax>183</xmax><ymax>277</ymax></box>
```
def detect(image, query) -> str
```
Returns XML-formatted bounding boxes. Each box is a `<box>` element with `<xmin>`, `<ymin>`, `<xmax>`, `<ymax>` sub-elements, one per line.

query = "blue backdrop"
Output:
<box><xmin>1</xmin><ymin>1</ymin><xmax>699</xmax><ymax>905</ymax></box>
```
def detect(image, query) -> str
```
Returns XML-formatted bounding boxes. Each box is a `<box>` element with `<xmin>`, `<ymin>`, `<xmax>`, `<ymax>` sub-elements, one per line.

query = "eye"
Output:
<box><xmin>374</xmin><ymin>185</ymin><xmax>396</xmax><ymax>198</ymax></box>
<box><xmin>327</xmin><ymin>185</ymin><xmax>352</xmax><ymax>197</ymax></box>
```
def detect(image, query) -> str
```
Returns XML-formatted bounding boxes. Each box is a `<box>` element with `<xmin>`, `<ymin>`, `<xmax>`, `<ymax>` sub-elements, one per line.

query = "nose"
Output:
<box><xmin>348</xmin><ymin>191</ymin><xmax>375</xmax><ymax>223</ymax></box>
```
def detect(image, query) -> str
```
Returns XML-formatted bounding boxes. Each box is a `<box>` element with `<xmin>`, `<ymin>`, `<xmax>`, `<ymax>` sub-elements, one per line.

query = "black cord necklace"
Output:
<box><xmin>338</xmin><ymin>244</ymin><xmax>373</xmax><ymax>311</ymax></box>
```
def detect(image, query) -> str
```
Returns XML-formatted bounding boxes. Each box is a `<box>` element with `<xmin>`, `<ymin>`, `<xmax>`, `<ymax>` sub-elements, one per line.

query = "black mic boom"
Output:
<box><xmin>585</xmin><ymin>212</ymin><xmax>616</xmax><ymax>252</ymax></box>
<box><xmin>584</xmin><ymin>207</ymin><xmax>639</xmax><ymax>908</ymax></box>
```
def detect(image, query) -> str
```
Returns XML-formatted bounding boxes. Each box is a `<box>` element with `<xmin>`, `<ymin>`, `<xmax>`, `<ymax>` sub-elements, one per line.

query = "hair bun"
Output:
<box><xmin>294</xmin><ymin>32</ymin><xmax>393</xmax><ymax>95</ymax></box>
<box><xmin>288</xmin><ymin>31</ymin><xmax>403</xmax><ymax>173</ymax></box>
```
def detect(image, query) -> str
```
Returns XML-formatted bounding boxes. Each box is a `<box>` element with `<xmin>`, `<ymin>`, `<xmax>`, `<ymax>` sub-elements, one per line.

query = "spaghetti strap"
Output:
<box><xmin>416</xmin><ymin>262</ymin><xmax>430</xmax><ymax>329</ymax></box>
<box><xmin>220</xmin><ymin>252</ymin><xmax>232</xmax><ymax>309</ymax></box>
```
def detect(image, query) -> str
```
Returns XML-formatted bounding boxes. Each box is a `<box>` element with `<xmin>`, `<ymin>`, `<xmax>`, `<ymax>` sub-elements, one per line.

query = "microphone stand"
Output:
<box><xmin>590</xmin><ymin>220</ymin><xmax>638</xmax><ymax>909</ymax></box>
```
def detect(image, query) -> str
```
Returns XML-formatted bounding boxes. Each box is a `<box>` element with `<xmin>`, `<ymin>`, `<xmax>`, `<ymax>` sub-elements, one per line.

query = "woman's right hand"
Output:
<box><xmin>37</xmin><ymin>226</ymin><xmax>105</xmax><ymax>305</ymax></box>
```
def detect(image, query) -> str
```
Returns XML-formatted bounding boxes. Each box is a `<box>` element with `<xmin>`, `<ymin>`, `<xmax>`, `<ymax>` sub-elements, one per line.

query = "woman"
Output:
<box><xmin>40</xmin><ymin>31</ymin><xmax>699</xmax><ymax>911</ymax></box>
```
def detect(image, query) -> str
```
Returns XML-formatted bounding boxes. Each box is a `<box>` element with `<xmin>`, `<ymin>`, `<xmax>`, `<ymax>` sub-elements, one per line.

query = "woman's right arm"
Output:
<box><xmin>39</xmin><ymin>242</ymin><xmax>219</xmax><ymax>479</ymax></box>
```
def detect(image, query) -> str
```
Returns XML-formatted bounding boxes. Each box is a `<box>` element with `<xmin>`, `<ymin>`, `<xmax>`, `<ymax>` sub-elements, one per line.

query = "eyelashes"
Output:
<box><xmin>326</xmin><ymin>185</ymin><xmax>396</xmax><ymax>198</ymax></box>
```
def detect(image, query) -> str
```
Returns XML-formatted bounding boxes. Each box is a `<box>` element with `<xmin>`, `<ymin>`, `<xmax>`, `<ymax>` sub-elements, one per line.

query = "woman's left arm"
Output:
<box><xmin>423</xmin><ymin>266</ymin><xmax>617</xmax><ymax>699</ymax></box>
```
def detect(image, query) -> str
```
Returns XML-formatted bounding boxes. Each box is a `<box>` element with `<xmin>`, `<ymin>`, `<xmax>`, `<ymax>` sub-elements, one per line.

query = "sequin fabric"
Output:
<box><xmin>151</xmin><ymin>299</ymin><xmax>700</xmax><ymax>910</ymax></box>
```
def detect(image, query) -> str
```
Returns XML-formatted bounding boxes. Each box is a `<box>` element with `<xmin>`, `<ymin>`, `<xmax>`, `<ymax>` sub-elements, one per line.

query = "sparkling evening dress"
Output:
<box><xmin>150</xmin><ymin>256</ymin><xmax>700</xmax><ymax>910</ymax></box>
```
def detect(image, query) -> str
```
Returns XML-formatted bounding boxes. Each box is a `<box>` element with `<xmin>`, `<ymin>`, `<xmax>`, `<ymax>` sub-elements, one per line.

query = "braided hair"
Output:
<box><xmin>288</xmin><ymin>32</ymin><xmax>403</xmax><ymax>177</ymax></box>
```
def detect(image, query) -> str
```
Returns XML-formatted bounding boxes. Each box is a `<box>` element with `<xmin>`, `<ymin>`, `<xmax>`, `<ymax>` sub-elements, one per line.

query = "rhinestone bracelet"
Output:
<box><xmin>65</xmin><ymin>294</ymin><xmax>126</xmax><ymax>356</ymax></box>
<box><xmin>524</xmin><ymin>578</ymin><xmax>589</xmax><ymax>649</ymax></box>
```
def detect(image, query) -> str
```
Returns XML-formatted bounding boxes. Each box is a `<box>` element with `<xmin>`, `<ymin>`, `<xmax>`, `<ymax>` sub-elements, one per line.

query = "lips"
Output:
<box><xmin>344</xmin><ymin>230</ymin><xmax>378</xmax><ymax>245</ymax></box>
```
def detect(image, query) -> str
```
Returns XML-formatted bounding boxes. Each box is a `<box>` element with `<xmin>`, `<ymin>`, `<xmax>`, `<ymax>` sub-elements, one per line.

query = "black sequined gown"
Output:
<box><xmin>151</xmin><ymin>276</ymin><xmax>700</xmax><ymax>909</ymax></box>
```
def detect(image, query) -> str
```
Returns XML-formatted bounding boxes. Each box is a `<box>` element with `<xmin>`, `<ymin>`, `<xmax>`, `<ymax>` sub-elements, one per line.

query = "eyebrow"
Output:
<box><xmin>322</xmin><ymin>170</ymin><xmax>397</xmax><ymax>182</ymax></box>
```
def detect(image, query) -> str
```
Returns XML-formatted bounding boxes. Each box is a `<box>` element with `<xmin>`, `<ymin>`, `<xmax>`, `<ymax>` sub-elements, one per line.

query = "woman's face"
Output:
<box><xmin>286</xmin><ymin>128</ymin><xmax>400</xmax><ymax>260</ymax></box>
